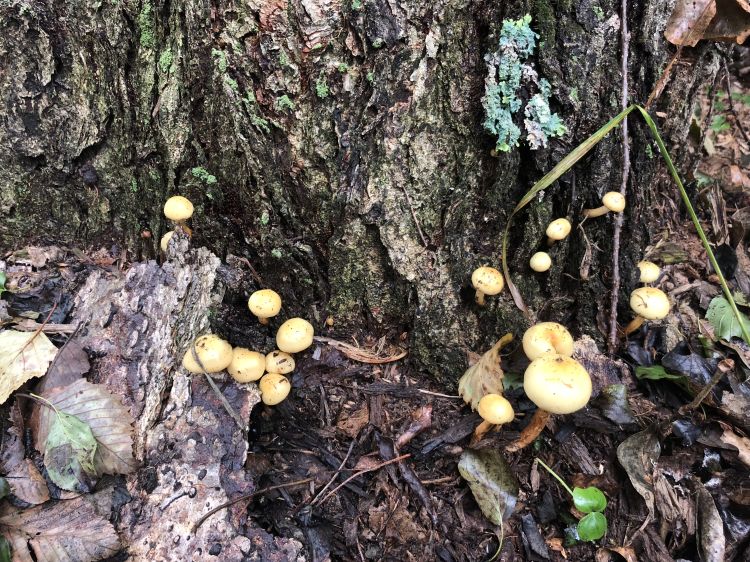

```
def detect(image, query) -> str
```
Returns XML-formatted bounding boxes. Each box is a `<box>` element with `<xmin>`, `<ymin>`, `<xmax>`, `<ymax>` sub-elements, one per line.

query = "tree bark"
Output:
<box><xmin>0</xmin><ymin>0</ymin><xmax>715</xmax><ymax>382</ymax></box>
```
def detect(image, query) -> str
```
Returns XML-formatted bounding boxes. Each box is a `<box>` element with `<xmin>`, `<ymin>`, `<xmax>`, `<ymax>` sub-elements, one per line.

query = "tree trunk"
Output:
<box><xmin>0</xmin><ymin>0</ymin><xmax>715</xmax><ymax>382</ymax></box>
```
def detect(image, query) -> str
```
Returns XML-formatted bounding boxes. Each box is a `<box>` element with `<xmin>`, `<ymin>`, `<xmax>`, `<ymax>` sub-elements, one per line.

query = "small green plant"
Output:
<box><xmin>315</xmin><ymin>78</ymin><xmax>330</xmax><ymax>99</ymax></box>
<box><xmin>337</xmin><ymin>62</ymin><xmax>349</xmax><ymax>73</ymax></box>
<box><xmin>191</xmin><ymin>167</ymin><xmax>218</xmax><ymax>185</ymax></box>
<box><xmin>366</xmin><ymin>71</ymin><xmax>375</xmax><ymax>84</ymax></box>
<box><xmin>536</xmin><ymin>459</ymin><xmax>608</xmax><ymax>542</ymax></box>
<box><xmin>710</xmin><ymin>114</ymin><xmax>731</xmax><ymax>134</ymax></box>
<box><xmin>351</xmin><ymin>0</ymin><xmax>362</xmax><ymax>9</ymax></box>
<box><xmin>276</xmin><ymin>95</ymin><xmax>296</xmax><ymax>112</ymax></box>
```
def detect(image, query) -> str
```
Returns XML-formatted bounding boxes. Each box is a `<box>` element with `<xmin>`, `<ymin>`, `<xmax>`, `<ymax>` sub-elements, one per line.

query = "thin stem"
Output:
<box><xmin>203</xmin><ymin>373</ymin><xmax>246</xmax><ymax>430</ymax></box>
<box><xmin>535</xmin><ymin>458</ymin><xmax>575</xmax><ymax>497</ymax></box>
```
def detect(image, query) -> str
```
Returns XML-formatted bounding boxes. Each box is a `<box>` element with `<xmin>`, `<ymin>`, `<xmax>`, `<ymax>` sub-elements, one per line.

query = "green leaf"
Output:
<box><xmin>0</xmin><ymin>271</ymin><xmax>6</xmax><ymax>295</ymax></box>
<box><xmin>0</xmin><ymin>477</ymin><xmax>9</xmax><ymax>500</ymax></box>
<box><xmin>458</xmin><ymin>449</ymin><xmax>519</xmax><ymax>525</ymax></box>
<box><xmin>635</xmin><ymin>365</ymin><xmax>685</xmax><ymax>381</ymax></box>
<box><xmin>44</xmin><ymin>410</ymin><xmax>98</xmax><ymax>492</ymax></box>
<box><xmin>706</xmin><ymin>296</ymin><xmax>750</xmax><ymax>342</ymax></box>
<box><xmin>572</xmin><ymin>487</ymin><xmax>607</xmax><ymax>513</ymax></box>
<box><xmin>0</xmin><ymin>537</ymin><xmax>10</xmax><ymax>562</ymax></box>
<box><xmin>577</xmin><ymin>512</ymin><xmax>607</xmax><ymax>541</ymax></box>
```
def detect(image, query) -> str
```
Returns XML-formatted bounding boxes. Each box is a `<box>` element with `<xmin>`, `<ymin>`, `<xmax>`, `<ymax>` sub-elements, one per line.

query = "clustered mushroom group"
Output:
<box><xmin>163</xmin><ymin>195</ymin><xmax>315</xmax><ymax>408</ymax></box>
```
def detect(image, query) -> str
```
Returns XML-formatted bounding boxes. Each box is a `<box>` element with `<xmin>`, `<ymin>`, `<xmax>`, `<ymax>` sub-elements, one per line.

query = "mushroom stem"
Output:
<box><xmin>582</xmin><ymin>206</ymin><xmax>610</xmax><ymax>218</ymax></box>
<box><xmin>546</xmin><ymin>237</ymin><xmax>557</xmax><ymax>246</ymax></box>
<box><xmin>470</xmin><ymin>420</ymin><xmax>495</xmax><ymax>445</ymax></box>
<box><xmin>506</xmin><ymin>409</ymin><xmax>551</xmax><ymax>452</ymax></box>
<box><xmin>256</xmin><ymin>316</ymin><xmax>269</xmax><ymax>325</ymax></box>
<box><xmin>624</xmin><ymin>315</ymin><xmax>645</xmax><ymax>336</ymax></box>
<box><xmin>475</xmin><ymin>290</ymin><xmax>486</xmax><ymax>306</ymax></box>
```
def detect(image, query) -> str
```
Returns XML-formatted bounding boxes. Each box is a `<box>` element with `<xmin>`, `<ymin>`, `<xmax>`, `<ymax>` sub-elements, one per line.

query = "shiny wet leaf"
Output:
<box><xmin>458</xmin><ymin>448</ymin><xmax>519</xmax><ymax>525</ymax></box>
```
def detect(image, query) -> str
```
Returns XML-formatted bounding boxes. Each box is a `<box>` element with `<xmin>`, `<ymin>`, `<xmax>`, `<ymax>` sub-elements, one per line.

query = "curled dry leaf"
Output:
<box><xmin>719</xmin><ymin>428</ymin><xmax>750</xmax><ymax>467</ymax></box>
<box><xmin>314</xmin><ymin>336</ymin><xmax>407</xmax><ymax>364</ymax></box>
<box><xmin>0</xmin><ymin>408</ymin><xmax>50</xmax><ymax>505</ymax></box>
<box><xmin>616</xmin><ymin>429</ymin><xmax>661</xmax><ymax>520</ymax></box>
<box><xmin>0</xmin><ymin>495</ymin><xmax>120</xmax><ymax>562</ymax></box>
<box><xmin>0</xmin><ymin>330</ymin><xmax>57</xmax><ymax>405</ymax></box>
<box><xmin>458</xmin><ymin>334</ymin><xmax>513</xmax><ymax>410</ymax></box>
<box><xmin>35</xmin><ymin>379</ymin><xmax>137</xmax><ymax>479</ymax></box>
<box><xmin>664</xmin><ymin>0</ymin><xmax>716</xmax><ymax>46</ymax></box>
<box><xmin>695</xmin><ymin>480</ymin><xmax>726</xmax><ymax>562</ymax></box>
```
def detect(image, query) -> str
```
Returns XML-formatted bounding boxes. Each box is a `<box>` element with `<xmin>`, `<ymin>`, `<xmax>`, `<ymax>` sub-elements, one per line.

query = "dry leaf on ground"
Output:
<box><xmin>0</xmin><ymin>495</ymin><xmax>120</xmax><ymax>562</ymax></box>
<box><xmin>720</xmin><ymin>428</ymin><xmax>750</xmax><ymax>467</ymax></box>
<box><xmin>35</xmin><ymin>379</ymin><xmax>136</xmax><ymax>478</ymax></box>
<box><xmin>665</xmin><ymin>0</ymin><xmax>716</xmax><ymax>46</ymax></box>
<box><xmin>0</xmin><ymin>405</ymin><xmax>50</xmax><ymax>505</ymax></box>
<box><xmin>0</xmin><ymin>330</ymin><xmax>57</xmax><ymax>405</ymax></box>
<box><xmin>458</xmin><ymin>334</ymin><xmax>512</xmax><ymax>410</ymax></box>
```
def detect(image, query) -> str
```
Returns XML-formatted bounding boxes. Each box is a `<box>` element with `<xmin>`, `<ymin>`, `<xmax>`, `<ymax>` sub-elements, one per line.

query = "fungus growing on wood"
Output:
<box><xmin>522</xmin><ymin>322</ymin><xmax>574</xmax><ymax>361</ymax></box>
<box><xmin>259</xmin><ymin>373</ymin><xmax>291</xmax><ymax>405</ymax></box>
<box><xmin>227</xmin><ymin>348</ymin><xmax>266</xmax><ymax>383</ymax></box>
<box><xmin>471</xmin><ymin>266</ymin><xmax>504</xmax><ymax>306</ymax></box>
<box><xmin>276</xmin><ymin>318</ymin><xmax>314</xmax><ymax>353</ymax></box>
<box><xmin>625</xmin><ymin>286</ymin><xmax>671</xmax><ymax>335</ymax></box>
<box><xmin>546</xmin><ymin>218</ymin><xmax>571</xmax><ymax>245</ymax></box>
<box><xmin>637</xmin><ymin>261</ymin><xmax>661</xmax><ymax>284</ymax></box>
<box><xmin>583</xmin><ymin>192</ymin><xmax>625</xmax><ymax>218</ymax></box>
<box><xmin>164</xmin><ymin>196</ymin><xmax>194</xmax><ymax>222</ymax></box>
<box><xmin>182</xmin><ymin>335</ymin><xmax>233</xmax><ymax>374</ymax></box>
<box><xmin>265</xmin><ymin>350</ymin><xmax>295</xmax><ymax>375</ymax></box>
<box><xmin>248</xmin><ymin>289</ymin><xmax>282</xmax><ymax>325</ymax></box>
<box><xmin>472</xmin><ymin>393</ymin><xmax>515</xmax><ymax>443</ymax></box>
<box><xmin>530</xmin><ymin>252</ymin><xmax>552</xmax><ymax>272</ymax></box>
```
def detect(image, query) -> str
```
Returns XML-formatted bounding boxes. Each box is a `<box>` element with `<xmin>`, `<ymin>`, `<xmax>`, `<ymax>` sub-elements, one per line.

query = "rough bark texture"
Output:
<box><xmin>0</xmin><ymin>0</ymin><xmax>715</xmax><ymax>383</ymax></box>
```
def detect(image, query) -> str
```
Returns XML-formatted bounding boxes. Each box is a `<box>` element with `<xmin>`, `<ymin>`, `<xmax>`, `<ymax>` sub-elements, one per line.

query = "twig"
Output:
<box><xmin>202</xmin><ymin>373</ymin><xmax>246</xmax><ymax>431</ymax></box>
<box><xmin>316</xmin><ymin>454</ymin><xmax>411</xmax><ymax>506</ymax></box>
<box><xmin>723</xmin><ymin>59</ymin><xmax>750</xmax><ymax>145</ymax></box>
<box><xmin>191</xmin><ymin>478</ymin><xmax>312</xmax><ymax>533</ymax></box>
<box><xmin>608</xmin><ymin>0</ymin><xmax>631</xmax><ymax>354</ymax></box>
<box><xmin>678</xmin><ymin>358</ymin><xmax>734</xmax><ymax>415</ymax></box>
<box><xmin>400</xmin><ymin>185</ymin><xmax>429</xmax><ymax>247</ymax></box>
<box><xmin>309</xmin><ymin>440</ymin><xmax>356</xmax><ymax>506</ymax></box>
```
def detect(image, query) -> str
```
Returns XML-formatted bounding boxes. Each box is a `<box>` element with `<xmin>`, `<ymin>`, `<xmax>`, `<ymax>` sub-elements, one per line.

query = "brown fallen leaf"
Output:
<box><xmin>458</xmin><ymin>334</ymin><xmax>513</xmax><ymax>410</ymax></box>
<box><xmin>596</xmin><ymin>546</ymin><xmax>638</xmax><ymax>562</ymax></box>
<box><xmin>336</xmin><ymin>405</ymin><xmax>369</xmax><ymax>438</ymax></box>
<box><xmin>36</xmin><ymin>340</ymin><xmax>89</xmax><ymax>395</ymax></box>
<box><xmin>0</xmin><ymin>495</ymin><xmax>120</xmax><ymax>562</ymax></box>
<box><xmin>665</xmin><ymin>0</ymin><xmax>716</xmax><ymax>46</ymax></box>
<box><xmin>720</xmin><ymin>428</ymin><xmax>750</xmax><ymax>467</ymax></box>
<box><xmin>314</xmin><ymin>336</ymin><xmax>407</xmax><ymax>364</ymax></box>
<box><xmin>0</xmin><ymin>330</ymin><xmax>57</xmax><ymax>405</ymax></box>
<box><xmin>35</xmin><ymin>379</ymin><xmax>137</xmax><ymax>477</ymax></box>
<box><xmin>0</xmin><ymin>405</ymin><xmax>50</xmax><ymax>505</ymax></box>
<box><xmin>702</xmin><ymin>0</ymin><xmax>750</xmax><ymax>43</ymax></box>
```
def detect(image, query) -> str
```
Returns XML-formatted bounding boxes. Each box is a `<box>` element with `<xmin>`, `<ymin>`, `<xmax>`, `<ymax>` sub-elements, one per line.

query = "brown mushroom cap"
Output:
<box><xmin>164</xmin><ymin>196</ymin><xmax>194</xmax><ymax>221</ymax></box>
<box><xmin>182</xmin><ymin>334</ymin><xmax>233</xmax><ymax>373</ymax></box>
<box><xmin>602</xmin><ymin>192</ymin><xmax>626</xmax><ymax>213</ymax></box>
<box><xmin>471</xmin><ymin>266</ymin><xmax>505</xmax><ymax>296</ymax></box>
<box><xmin>522</xmin><ymin>322</ymin><xmax>574</xmax><ymax>361</ymax></box>
<box><xmin>637</xmin><ymin>261</ymin><xmax>661</xmax><ymax>283</ymax></box>
<box><xmin>630</xmin><ymin>287</ymin><xmax>671</xmax><ymax>320</ymax></box>
<box><xmin>546</xmin><ymin>218</ymin><xmax>572</xmax><ymax>241</ymax></box>
<box><xmin>276</xmin><ymin>318</ymin><xmax>315</xmax><ymax>353</ymax></box>
<box><xmin>265</xmin><ymin>350</ymin><xmax>295</xmax><ymax>374</ymax></box>
<box><xmin>477</xmin><ymin>394</ymin><xmax>515</xmax><ymax>425</ymax></box>
<box><xmin>227</xmin><ymin>348</ymin><xmax>266</xmax><ymax>382</ymax></box>
<box><xmin>247</xmin><ymin>289</ymin><xmax>282</xmax><ymax>320</ymax></box>
<box><xmin>259</xmin><ymin>373</ymin><xmax>291</xmax><ymax>405</ymax></box>
<box><xmin>524</xmin><ymin>355</ymin><xmax>592</xmax><ymax>414</ymax></box>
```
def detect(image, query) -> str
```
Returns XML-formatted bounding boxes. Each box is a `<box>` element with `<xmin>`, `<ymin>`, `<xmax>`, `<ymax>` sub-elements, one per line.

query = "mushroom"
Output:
<box><xmin>522</xmin><ymin>322</ymin><xmax>574</xmax><ymax>360</ymax></box>
<box><xmin>472</xmin><ymin>393</ymin><xmax>515</xmax><ymax>443</ymax></box>
<box><xmin>265</xmin><ymin>350</ymin><xmax>295</xmax><ymax>374</ymax></box>
<box><xmin>530</xmin><ymin>252</ymin><xmax>552</xmax><ymax>272</ymax></box>
<box><xmin>227</xmin><ymin>347</ymin><xmax>266</xmax><ymax>383</ymax></box>
<box><xmin>164</xmin><ymin>196</ymin><xmax>194</xmax><ymax>233</ymax></box>
<box><xmin>507</xmin><ymin>354</ymin><xmax>592</xmax><ymax>452</ymax></box>
<box><xmin>276</xmin><ymin>318</ymin><xmax>314</xmax><ymax>353</ymax></box>
<box><xmin>182</xmin><ymin>334</ymin><xmax>233</xmax><ymax>374</ymax></box>
<box><xmin>160</xmin><ymin>231</ymin><xmax>174</xmax><ymax>253</ymax></box>
<box><xmin>637</xmin><ymin>261</ymin><xmax>661</xmax><ymax>284</ymax></box>
<box><xmin>471</xmin><ymin>266</ymin><xmax>505</xmax><ymax>306</ymax></box>
<box><xmin>624</xmin><ymin>286</ymin><xmax>671</xmax><ymax>335</ymax></box>
<box><xmin>259</xmin><ymin>373</ymin><xmax>291</xmax><ymax>405</ymax></box>
<box><xmin>582</xmin><ymin>192</ymin><xmax>626</xmax><ymax>218</ymax></box>
<box><xmin>248</xmin><ymin>289</ymin><xmax>282</xmax><ymax>325</ymax></box>
<box><xmin>546</xmin><ymin>218</ymin><xmax>571</xmax><ymax>245</ymax></box>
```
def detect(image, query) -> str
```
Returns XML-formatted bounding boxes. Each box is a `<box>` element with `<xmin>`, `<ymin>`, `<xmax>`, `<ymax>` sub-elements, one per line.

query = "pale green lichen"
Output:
<box><xmin>315</xmin><ymin>78</ymin><xmax>330</xmax><ymax>99</ymax></box>
<box><xmin>191</xmin><ymin>167</ymin><xmax>218</xmax><ymax>185</ymax></box>
<box><xmin>482</xmin><ymin>15</ymin><xmax>566</xmax><ymax>152</ymax></box>
<box><xmin>158</xmin><ymin>48</ymin><xmax>173</xmax><ymax>73</ymax></box>
<box><xmin>276</xmin><ymin>95</ymin><xmax>295</xmax><ymax>112</ymax></box>
<box><xmin>138</xmin><ymin>1</ymin><xmax>155</xmax><ymax>49</ymax></box>
<box><xmin>212</xmin><ymin>49</ymin><xmax>228</xmax><ymax>73</ymax></box>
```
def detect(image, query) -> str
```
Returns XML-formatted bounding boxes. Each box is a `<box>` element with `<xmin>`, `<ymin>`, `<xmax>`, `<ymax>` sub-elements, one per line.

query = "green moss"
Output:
<box><xmin>130</xmin><ymin>178</ymin><xmax>138</xmax><ymax>193</ymax></box>
<box><xmin>366</xmin><ymin>71</ymin><xmax>375</xmax><ymax>84</ymax></box>
<box><xmin>275</xmin><ymin>95</ymin><xmax>295</xmax><ymax>112</ymax></box>
<box><xmin>158</xmin><ymin>48</ymin><xmax>173</xmax><ymax>73</ymax></box>
<box><xmin>351</xmin><ymin>0</ymin><xmax>362</xmax><ymax>9</ymax></box>
<box><xmin>315</xmin><ymin>78</ymin><xmax>330</xmax><ymax>99</ymax></box>
<box><xmin>260</xmin><ymin>210</ymin><xmax>270</xmax><ymax>225</ymax></box>
<box><xmin>191</xmin><ymin>167</ymin><xmax>218</xmax><ymax>185</ymax></box>
<box><xmin>593</xmin><ymin>5</ymin><xmax>604</xmax><ymax>20</ymax></box>
<box><xmin>138</xmin><ymin>1</ymin><xmax>155</xmax><ymax>49</ymax></box>
<box><xmin>211</xmin><ymin>49</ymin><xmax>228</xmax><ymax>73</ymax></box>
<box><xmin>372</xmin><ymin>38</ymin><xmax>384</xmax><ymax>49</ymax></box>
<box><xmin>224</xmin><ymin>76</ymin><xmax>239</xmax><ymax>93</ymax></box>
<box><xmin>337</xmin><ymin>62</ymin><xmax>349</xmax><ymax>73</ymax></box>
<box><xmin>278</xmin><ymin>51</ymin><xmax>291</xmax><ymax>68</ymax></box>
<box><xmin>271</xmin><ymin>248</ymin><xmax>283</xmax><ymax>258</ymax></box>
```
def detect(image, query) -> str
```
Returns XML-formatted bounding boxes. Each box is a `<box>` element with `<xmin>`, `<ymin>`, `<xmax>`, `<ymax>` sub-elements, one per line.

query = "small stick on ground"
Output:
<box><xmin>316</xmin><ymin>454</ymin><xmax>411</xmax><ymax>506</ymax></box>
<box><xmin>309</xmin><ymin>440</ymin><xmax>356</xmax><ymax>506</ymax></box>
<box><xmin>678</xmin><ymin>358</ymin><xmax>734</xmax><ymax>415</ymax></box>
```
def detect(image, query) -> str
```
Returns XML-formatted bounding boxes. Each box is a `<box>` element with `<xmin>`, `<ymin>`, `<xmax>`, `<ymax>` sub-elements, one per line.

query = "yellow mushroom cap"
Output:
<box><xmin>630</xmin><ymin>287</ymin><xmax>671</xmax><ymax>320</ymax></box>
<box><xmin>182</xmin><ymin>334</ymin><xmax>233</xmax><ymax>373</ymax></box>
<box><xmin>477</xmin><ymin>394</ymin><xmax>515</xmax><ymax>425</ymax></box>
<box><xmin>265</xmin><ymin>350</ymin><xmax>295</xmax><ymax>375</ymax></box>
<box><xmin>227</xmin><ymin>348</ymin><xmax>266</xmax><ymax>383</ymax></box>
<box><xmin>529</xmin><ymin>252</ymin><xmax>552</xmax><ymax>272</ymax></box>
<box><xmin>524</xmin><ymin>355</ymin><xmax>592</xmax><ymax>414</ymax></box>
<box><xmin>160</xmin><ymin>231</ymin><xmax>174</xmax><ymax>253</ymax></box>
<box><xmin>602</xmin><ymin>192</ymin><xmax>626</xmax><ymax>213</ymax></box>
<box><xmin>637</xmin><ymin>261</ymin><xmax>661</xmax><ymax>283</ymax></box>
<box><xmin>259</xmin><ymin>373</ymin><xmax>291</xmax><ymax>405</ymax></box>
<box><xmin>471</xmin><ymin>266</ymin><xmax>504</xmax><ymax>295</ymax></box>
<box><xmin>276</xmin><ymin>318</ymin><xmax>315</xmax><ymax>353</ymax></box>
<box><xmin>522</xmin><ymin>322</ymin><xmax>574</xmax><ymax>361</ymax></box>
<box><xmin>248</xmin><ymin>289</ymin><xmax>282</xmax><ymax>319</ymax></box>
<box><xmin>164</xmin><ymin>196</ymin><xmax>194</xmax><ymax>221</ymax></box>
<box><xmin>546</xmin><ymin>218</ymin><xmax>572</xmax><ymax>241</ymax></box>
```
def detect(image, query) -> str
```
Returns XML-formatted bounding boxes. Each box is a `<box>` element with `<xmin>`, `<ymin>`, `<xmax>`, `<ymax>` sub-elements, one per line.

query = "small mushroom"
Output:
<box><xmin>583</xmin><ymin>192</ymin><xmax>626</xmax><ymax>218</ymax></box>
<box><xmin>164</xmin><ymin>195</ymin><xmax>194</xmax><ymax>225</ymax></box>
<box><xmin>265</xmin><ymin>350</ymin><xmax>295</xmax><ymax>374</ymax></box>
<box><xmin>546</xmin><ymin>218</ymin><xmax>571</xmax><ymax>245</ymax></box>
<box><xmin>259</xmin><ymin>373</ymin><xmax>291</xmax><ymax>405</ymax></box>
<box><xmin>182</xmin><ymin>334</ymin><xmax>233</xmax><ymax>374</ymax></box>
<box><xmin>160</xmin><ymin>231</ymin><xmax>174</xmax><ymax>253</ymax></box>
<box><xmin>247</xmin><ymin>289</ymin><xmax>282</xmax><ymax>325</ymax></box>
<box><xmin>507</xmin><ymin>354</ymin><xmax>592</xmax><ymax>452</ymax></box>
<box><xmin>522</xmin><ymin>322</ymin><xmax>574</xmax><ymax>360</ymax></box>
<box><xmin>637</xmin><ymin>260</ymin><xmax>661</xmax><ymax>284</ymax></box>
<box><xmin>227</xmin><ymin>347</ymin><xmax>266</xmax><ymax>383</ymax></box>
<box><xmin>472</xmin><ymin>393</ymin><xmax>515</xmax><ymax>443</ymax></box>
<box><xmin>276</xmin><ymin>318</ymin><xmax>315</xmax><ymax>353</ymax></box>
<box><xmin>529</xmin><ymin>252</ymin><xmax>552</xmax><ymax>272</ymax></box>
<box><xmin>625</xmin><ymin>286</ymin><xmax>671</xmax><ymax>335</ymax></box>
<box><xmin>471</xmin><ymin>266</ymin><xmax>504</xmax><ymax>306</ymax></box>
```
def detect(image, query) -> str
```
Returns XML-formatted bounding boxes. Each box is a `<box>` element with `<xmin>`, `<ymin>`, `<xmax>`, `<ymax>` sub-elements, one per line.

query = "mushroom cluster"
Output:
<box><xmin>162</xmin><ymin>195</ymin><xmax>195</xmax><ymax>252</ymax></box>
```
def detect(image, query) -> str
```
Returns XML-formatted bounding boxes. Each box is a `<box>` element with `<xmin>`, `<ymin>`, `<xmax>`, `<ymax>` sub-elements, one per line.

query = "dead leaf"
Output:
<box><xmin>720</xmin><ymin>428</ymin><xmax>750</xmax><ymax>467</ymax></box>
<box><xmin>43</xmin><ymin>409</ymin><xmax>98</xmax><ymax>492</ymax></box>
<box><xmin>703</xmin><ymin>0</ymin><xmax>750</xmax><ymax>43</ymax></box>
<box><xmin>336</xmin><ymin>405</ymin><xmax>369</xmax><ymax>438</ymax></box>
<box><xmin>315</xmin><ymin>336</ymin><xmax>407</xmax><ymax>364</ymax></box>
<box><xmin>35</xmin><ymin>379</ymin><xmax>136</xmax><ymax>478</ymax></box>
<box><xmin>0</xmin><ymin>406</ymin><xmax>50</xmax><ymax>505</ymax></box>
<box><xmin>458</xmin><ymin>334</ymin><xmax>513</xmax><ymax>410</ymax></box>
<box><xmin>596</xmin><ymin>546</ymin><xmax>638</xmax><ymax>562</ymax></box>
<box><xmin>695</xmin><ymin>480</ymin><xmax>726</xmax><ymax>562</ymax></box>
<box><xmin>0</xmin><ymin>495</ymin><xmax>120</xmax><ymax>562</ymax></box>
<box><xmin>0</xmin><ymin>330</ymin><xmax>57</xmax><ymax>404</ymax></box>
<box><xmin>617</xmin><ymin>429</ymin><xmax>661</xmax><ymax>520</ymax></box>
<box><xmin>36</xmin><ymin>341</ymin><xmax>89</xmax><ymax>395</ymax></box>
<box><xmin>665</xmin><ymin>0</ymin><xmax>716</xmax><ymax>46</ymax></box>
